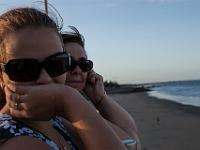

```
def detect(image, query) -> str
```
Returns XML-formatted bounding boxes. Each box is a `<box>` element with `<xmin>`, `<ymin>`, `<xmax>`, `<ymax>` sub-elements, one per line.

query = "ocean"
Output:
<box><xmin>148</xmin><ymin>80</ymin><xmax>200</xmax><ymax>107</ymax></box>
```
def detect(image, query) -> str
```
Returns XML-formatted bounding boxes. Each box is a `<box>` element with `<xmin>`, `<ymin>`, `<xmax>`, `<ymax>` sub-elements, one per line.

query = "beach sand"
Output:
<box><xmin>110</xmin><ymin>92</ymin><xmax>200</xmax><ymax>150</ymax></box>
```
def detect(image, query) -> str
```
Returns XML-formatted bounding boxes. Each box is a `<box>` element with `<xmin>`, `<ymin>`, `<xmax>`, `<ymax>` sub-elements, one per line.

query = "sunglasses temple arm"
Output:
<box><xmin>68</xmin><ymin>53</ymin><xmax>71</xmax><ymax>67</ymax></box>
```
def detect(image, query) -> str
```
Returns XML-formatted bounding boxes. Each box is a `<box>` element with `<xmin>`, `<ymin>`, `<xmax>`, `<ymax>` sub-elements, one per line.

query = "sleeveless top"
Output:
<box><xmin>0</xmin><ymin>113</ymin><xmax>78</xmax><ymax>150</ymax></box>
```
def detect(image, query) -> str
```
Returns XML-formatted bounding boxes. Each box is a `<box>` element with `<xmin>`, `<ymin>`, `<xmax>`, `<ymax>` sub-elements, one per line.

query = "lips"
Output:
<box><xmin>66</xmin><ymin>80</ymin><xmax>82</xmax><ymax>83</ymax></box>
<box><xmin>65</xmin><ymin>80</ymin><xmax>83</xmax><ymax>87</ymax></box>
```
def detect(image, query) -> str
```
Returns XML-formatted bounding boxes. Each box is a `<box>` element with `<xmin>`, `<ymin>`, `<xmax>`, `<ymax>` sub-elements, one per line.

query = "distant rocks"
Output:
<box><xmin>105</xmin><ymin>84</ymin><xmax>152</xmax><ymax>94</ymax></box>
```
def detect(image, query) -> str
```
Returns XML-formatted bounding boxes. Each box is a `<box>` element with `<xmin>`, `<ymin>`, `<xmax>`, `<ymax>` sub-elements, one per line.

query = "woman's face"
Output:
<box><xmin>0</xmin><ymin>27</ymin><xmax>66</xmax><ymax>86</ymax></box>
<box><xmin>64</xmin><ymin>42</ymin><xmax>88</xmax><ymax>91</ymax></box>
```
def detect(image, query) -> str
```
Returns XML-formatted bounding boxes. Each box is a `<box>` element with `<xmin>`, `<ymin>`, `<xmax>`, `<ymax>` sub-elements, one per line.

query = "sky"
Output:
<box><xmin>0</xmin><ymin>0</ymin><xmax>200</xmax><ymax>84</ymax></box>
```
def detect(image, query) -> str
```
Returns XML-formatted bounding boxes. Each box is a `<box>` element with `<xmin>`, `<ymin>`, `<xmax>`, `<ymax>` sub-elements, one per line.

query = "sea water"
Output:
<box><xmin>148</xmin><ymin>80</ymin><xmax>200</xmax><ymax>107</ymax></box>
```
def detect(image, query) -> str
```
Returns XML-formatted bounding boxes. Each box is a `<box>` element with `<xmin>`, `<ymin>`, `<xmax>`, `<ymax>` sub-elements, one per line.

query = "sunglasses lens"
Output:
<box><xmin>79</xmin><ymin>60</ymin><xmax>93</xmax><ymax>72</ymax></box>
<box><xmin>45</xmin><ymin>53</ymin><xmax>70</xmax><ymax>77</ymax></box>
<box><xmin>5</xmin><ymin>59</ymin><xmax>40</xmax><ymax>82</ymax></box>
<box><xmin>2</xmin><ymin>52</ymin><xmax>70</xmax><ymax>82</ymax></box>
<box><xmin>69</xmin><ymin>58</ymin><xmax>93</xmax><ymax>72</ymax></box>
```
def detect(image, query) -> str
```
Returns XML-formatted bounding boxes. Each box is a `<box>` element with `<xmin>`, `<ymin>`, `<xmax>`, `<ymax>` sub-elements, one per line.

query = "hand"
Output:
<box><xmin>84</xmin><ymin>70</ymin><xmax>106</xmax><ymax>106</ymax></box>
<box><xmin>4</xmin><ymin>83</ymin><xmax>66</xmax><ymax>121</ymax></box>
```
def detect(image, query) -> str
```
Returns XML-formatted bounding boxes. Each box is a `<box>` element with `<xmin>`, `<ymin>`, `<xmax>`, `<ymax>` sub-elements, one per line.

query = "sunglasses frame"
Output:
<box><xmin>0</xmin><ymin>52</ymin><xmax>71</xmax><ymax>82</ymax></box>
<box><xmin>70</xmin><ymin>57</ymin><xmax>93</xmax><ymax>72</ymax></box>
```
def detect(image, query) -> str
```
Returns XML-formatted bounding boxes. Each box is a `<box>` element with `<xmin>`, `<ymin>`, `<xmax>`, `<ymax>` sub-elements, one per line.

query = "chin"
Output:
<box><xmin>66</xmin><ymin>82</ymin><xmax>84</xmax><ymax>91</ymax></box>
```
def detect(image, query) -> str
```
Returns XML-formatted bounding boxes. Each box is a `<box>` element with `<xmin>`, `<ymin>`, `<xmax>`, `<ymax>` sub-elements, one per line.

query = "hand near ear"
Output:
<box><xmin>84</xmin><ymin>70</ymin><xmax>107</xmax><ymax>106</ymax></box>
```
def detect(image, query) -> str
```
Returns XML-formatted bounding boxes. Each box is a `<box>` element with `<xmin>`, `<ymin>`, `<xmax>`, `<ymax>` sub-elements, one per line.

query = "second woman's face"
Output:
<box><xmin>64</xmin><ymin>42</ymin><xmax>88</xmax><ymax>91</ymax></box>
<box><xmin>1</xmin><ymin>27</ymin><xmax>66</xmax><ymax>86</ymax></box>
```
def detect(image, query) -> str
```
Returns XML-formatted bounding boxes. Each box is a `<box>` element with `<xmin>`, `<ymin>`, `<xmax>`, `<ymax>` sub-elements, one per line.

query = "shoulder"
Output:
<box><xmin>0</xmin><ymin>113</ymin><xmax>34</xmax><ymax>142</ymax></box>
<box><xmin>0</xmin><ymin>114</ymin><xmax>60</xmax><ymax>150</ymax></box>
<box><xmin>0</xmin><ymin>136</ymin><xmax>52</xmax><ymax>150</ymax></box>
<box><xmin>0</xmin><ymin>113</ymin><xmax>17</xmax><ymax>142</ymax></box>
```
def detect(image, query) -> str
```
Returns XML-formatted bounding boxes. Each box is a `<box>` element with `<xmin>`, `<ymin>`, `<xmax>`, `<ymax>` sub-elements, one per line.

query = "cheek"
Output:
<box><xmin>65</xmin><ymin>72</ymin><xmax>72</xmax><ymax>80</ymax></box>
<box><xmin>81</xmin><ymin>73</ymin><xmax>88</xmax><ymax>86</ymax></box>
<box><xmin>83</xmin><ymin>73</ymin><xmax>88</xmax><ymax>82</ymax></box>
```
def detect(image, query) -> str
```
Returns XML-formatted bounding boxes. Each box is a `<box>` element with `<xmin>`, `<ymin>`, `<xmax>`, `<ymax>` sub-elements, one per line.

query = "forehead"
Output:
<box><xmin>4</xmin><ymin>27</ymin><xmax>63</xmax><ymax>61</ymax></box>
<box><xmin>64</xmin><ymin>42</ymin><xmax>87</xmax><ymax>59</ymax></box>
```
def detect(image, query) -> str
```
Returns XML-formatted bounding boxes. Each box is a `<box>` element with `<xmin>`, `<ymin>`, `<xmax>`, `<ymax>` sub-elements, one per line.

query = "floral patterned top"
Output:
<box><xmin>0</xmin><ymin>113</ymin><xmax>78</xmax><ymax>150</ymax></box>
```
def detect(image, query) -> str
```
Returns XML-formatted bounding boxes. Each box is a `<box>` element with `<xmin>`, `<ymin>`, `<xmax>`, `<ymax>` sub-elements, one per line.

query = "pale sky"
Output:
<box><xmin>0</xmin><ymin>0</ymin><xmax>200</xmax><ymax>84</ymax></box>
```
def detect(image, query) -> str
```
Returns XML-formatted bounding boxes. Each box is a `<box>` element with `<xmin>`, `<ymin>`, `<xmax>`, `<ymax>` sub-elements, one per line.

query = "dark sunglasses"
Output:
<box><xmin>0</xmin><ymin>52</ymin><xmax>71</xmax><ymax>82</ymax></box>
<box><xmin>70</xmin><ymin>57</ymin><xmax>93</xmax><ymax>72</ymax></box>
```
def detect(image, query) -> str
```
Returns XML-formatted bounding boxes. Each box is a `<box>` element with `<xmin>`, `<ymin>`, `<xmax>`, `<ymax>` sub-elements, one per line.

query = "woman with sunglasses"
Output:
<box><xmin>62</xmin><ymin>26</ymin><xmax>141</xmax><ymax>150</ymax></box>
<box><xmin>0</xmin><ymin>7</ymin><xmax>126</xmax><ymax>150</ymax></box>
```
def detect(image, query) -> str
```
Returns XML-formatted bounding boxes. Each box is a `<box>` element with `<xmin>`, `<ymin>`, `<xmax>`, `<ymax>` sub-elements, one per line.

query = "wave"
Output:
<box><xmin>148</xmin><ymin>90</ymin><xmax>200</xmax><ymax>107</ymax></box>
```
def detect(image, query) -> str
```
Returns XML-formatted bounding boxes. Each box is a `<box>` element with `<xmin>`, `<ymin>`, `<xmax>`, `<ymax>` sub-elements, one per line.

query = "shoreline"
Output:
<box><xmin>147</xmin><ymin>92</ymin><xmax>200</xmax><ymax>114</ymax></box>
<box><xmin>106</xmin><ymin>85</ymin><xmax>200</xmax><ymax>109</ymax></box>
<box><xmin>109</xmin><ymin>92</ymin><xmax>200</xmax><ymax>150</ymax></box>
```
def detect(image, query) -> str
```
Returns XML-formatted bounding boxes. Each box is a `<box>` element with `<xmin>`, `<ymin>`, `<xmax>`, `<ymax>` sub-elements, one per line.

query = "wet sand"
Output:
<box><xmin>110</xmin><ymin>92</ymin><xmax>200</xmax><ymax>150</ymax></box>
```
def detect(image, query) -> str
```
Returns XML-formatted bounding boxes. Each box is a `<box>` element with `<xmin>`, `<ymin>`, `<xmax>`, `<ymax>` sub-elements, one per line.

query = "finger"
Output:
<box><xmin>5</xmin><ymin>87</ymin><xmax>27</xmax><ymax>111</ymax></box>
<box><xmin>8</xmin><ymin>100</ymin><xmax>24</xmax><ymax>110</ymax></box>
<box><xmin>95</xmin><ymin>74</ymin><xmax>103</xmax><ymax>82</ymax></box>
<box><xmin>88</xmin><ymin>71</ymin><xmax>97</xmax><ymax>84</ymax></box>
<box><xmin>7</xmin><ymin>84</ymin><xmax>26</xmax><ymax>94</ymax></box>
<box><xmin>10</xmin><ymin>108</ymin><xmax>31</xmax><ymax>119</ymax></box>
<box><xmin>4</xmin><ymin>86</ymin><xmax>20</xmax><ymax>105</ymax></box>
<box><xmin>88</xmin><ymin>71</ymin><xmax>94</xmax><ymax>79</ymax></box>
<box><xmin>5</xmin><ymin>86</ymin><xmax>26</xmax><ymax>103</ymax></box>
<box><xmin>88</xmin><ymin>70</ymin><xmax>96</xmax><ymax>77</ymax></box>
<box><xmin>7</xmin><ymin>94</ymin><xmax>27</xmax><ymax>111</ymax></box>
<box><xmin>91</xmin><ymin>73</ymin><xmax>103</xmax><ymax>86</ymax></box>
<box><xmin>89</xmin><ymin>71</ymin><xmax>103</xmax><ymax>81</ymax></box>
<box><xmin>8</xmin><ymin>97</ymin><xmax>28</xmax><ymax>110</ymax></box>
<box><xmin>89</xmin><ymin>70</ymin><xmax>95</xmax><ymax>74</ymax></box>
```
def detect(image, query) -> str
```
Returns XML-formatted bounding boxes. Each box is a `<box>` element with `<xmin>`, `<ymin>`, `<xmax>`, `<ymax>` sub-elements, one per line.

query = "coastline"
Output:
<box><xmin>109</xmin><ymin>92</ymin><xmax>200</xmax><ymax>150</ymax></box>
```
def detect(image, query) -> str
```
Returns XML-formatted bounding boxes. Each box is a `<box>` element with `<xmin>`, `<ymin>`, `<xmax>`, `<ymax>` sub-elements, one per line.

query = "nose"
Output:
<box><xmin>35</xmin><ymin>69</ymin><xmax>53</xmax><ymax>84</ymax></box>
<box><xmin>71</xmin><ymin>65</ymin><xmax>82</xmax><ymax>74</ymax></box>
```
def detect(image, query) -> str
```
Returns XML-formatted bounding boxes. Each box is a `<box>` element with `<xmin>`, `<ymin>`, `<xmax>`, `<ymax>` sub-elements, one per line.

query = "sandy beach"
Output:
<box><xmin>110</xmin><ymin>92</ymin><xmax>200</xmax><ymax>150</ymax></box>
